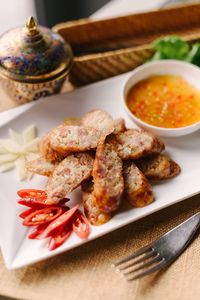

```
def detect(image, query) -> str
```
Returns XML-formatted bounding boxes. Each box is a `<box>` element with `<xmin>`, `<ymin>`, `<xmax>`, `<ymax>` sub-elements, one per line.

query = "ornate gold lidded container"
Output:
<box><xmin>0</xmin><ymin>16</ymin><xmax>73</xmax><ymax>104</ymax></box>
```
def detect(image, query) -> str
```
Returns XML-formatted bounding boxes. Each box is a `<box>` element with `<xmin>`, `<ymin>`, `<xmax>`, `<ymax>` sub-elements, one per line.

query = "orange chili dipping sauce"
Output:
<box><xmin>126</xmin><ymin>75</ymin><xmax>200</xmax><ymax>128</ymax></box>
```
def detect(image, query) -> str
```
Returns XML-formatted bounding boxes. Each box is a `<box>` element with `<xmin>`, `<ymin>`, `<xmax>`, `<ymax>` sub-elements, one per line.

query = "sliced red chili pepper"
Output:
<box><xmin>40</xmin><ymin>205</ymin><xmax>79</xmax><ymax>238</ymax></box>
<box><xmin>23</xmin><ymin>206</ymin><xmax>63</xmax><ymax>226</ymax></box>
<box><xmin>18</xmin><ymin>196</ymin><xmax>69</xmax><ymax>209</ymax></box>
<box><xmin>18</xmin><ymin>198</ymin><xmax>48</xmax><ymax>208</ymax></box>
<box><xmin>17</xmin><ymin>189</ymin><xmax>49</xmax><ymax>208</ymax></box>
<box><xmin>28</xmin><ymin>223</ymin><xmax>49</xmax><ymax>239</ymax></box>
<box><xmin>19</xmin><ymin>207</ymin><xmax>36</xmax><ymax>219</ymax></box>
<box><xmin>72</xmin><ymin>211</ymin><xmax>90</xmax><ymax>239</ymax></box>
<box><xmin>48</xmin><ymin>224</ymin><xmax>72</xmax><ymax>251</ymax></box>
<box><xmin>17</xmin><ymin>189</ymin><xmax>47</xmax><ymax>200</ymax></box>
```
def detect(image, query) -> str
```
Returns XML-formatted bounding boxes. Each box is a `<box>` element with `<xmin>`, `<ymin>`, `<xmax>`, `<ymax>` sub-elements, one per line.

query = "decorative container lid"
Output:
<box><xmin>0</xmin><ymin>16</ymin><xmax>73</xmax><ymax>83</ymax></box>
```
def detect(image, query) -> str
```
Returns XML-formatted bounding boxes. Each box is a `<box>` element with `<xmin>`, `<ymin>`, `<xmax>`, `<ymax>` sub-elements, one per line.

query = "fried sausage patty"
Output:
<box><xmin>123</xmin><ymin>160</ymin><xmax>154</xmax><ymax>207</ymax></box>
<box><xmin>111</xmin><ymin>129</ymin><xmax>165</xmax><ymax>160</ymax></box>
<box><xmin>39</xmin><ymin>116</ymin><xmax>82</xmax><ymax>162</ymax></box>
<box><xmin>113</xmin><ymin>118</ymin><xmax>126</xmax><ymax>134</ymax></box>
<box><xmin>46</xmin><ymin>152</ymin><xmax>94</xmax><ymax>204</ymax></box>
<box><xmin>39</xmin><ymin>132</ymin><xmax>63</xmax><ymax>163</ymax></box>
<box><xmin>26</xmin><ymin>156</ymin><xmax>56</xmax><ymax>177</ymax></box>
<box><xmin>135</xmin><ymin>154</ymin><xmax>181</xmax><ymax>180</ymax></box>
<box><xmin>82</xmin><ymin>181</ymin><xmax>111</xmax><ymax>226</ymax></box>
<box><xmin>93</xmin><ymin>140</ymin><xmax>124</xmax><ymax>213</ymax></box>
<box><xmin>82</xmin><ymin>109</ymin><xmax>115</xmax><ymax>141</ymax></box>
<box><xmin>50</xmin><ymin>125</ymin><xmax>102</xmax><ymax>154</ymax></box>
<box><xmin>63</xmin><ymin>117</ymin><xmax>82</xmax><ymax>126</ymax></box>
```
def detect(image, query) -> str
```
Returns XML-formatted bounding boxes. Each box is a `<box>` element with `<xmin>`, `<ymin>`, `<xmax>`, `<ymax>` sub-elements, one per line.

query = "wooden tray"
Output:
<box><xmin>53</xmin><ymin>3</ymin><xmax>200</xmax><ymax>85</ymax></box>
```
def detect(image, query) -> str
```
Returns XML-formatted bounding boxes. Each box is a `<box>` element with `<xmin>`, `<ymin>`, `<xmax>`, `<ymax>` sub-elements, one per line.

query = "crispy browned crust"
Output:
<box><xmin>82</xmin><ymin>181</ymin><xmax>111</xmax><ymax>226</ymax></box>
<box><xmin>113</xmin><ymin>118</ymin><xmax>126</xmax><ymax>134</ymax></box>
<box><xmin>39</xmin><ymin>133</ymin><xmax>63</xmax><ymax>163</ymax></box>
<box><xmin>82</xmin><ymin>109</ymin><xmax>115</xmax><ymax>141</ymax></box>
<box><xmin>63</xmin><ymin>117</ymin><xmax>82</xmax><ymax>126</ymax></box>
<box><xmin>135</xmin><ymin>154</ymin><xmax>181</xmax><ymax>180</ymax></box>
<box><xmin>93</xmin><ymin>139</ymin><xmax>124</xmax><ymax>213</ymax></box>
<box><xmin>123</xmin><ymin>160</ymin><xmax>154</xmax><ymax>207</ymax></box>
<box><xmin>39</xmin><ymin>117</ymin><xmax>83</xmax><ymax>162</ymax></box>
<box><xmin>46</xmin><ymin>152</ymin><xmax>94</xmax><ymax>204</ymax></box>
<box><xmin>112</xmin><ymin>129</ymin><xmax>165</xmax><ymax>160</ymax></box>
<box><xmin>50</xmin><ymin>125</ymin><xmax>102</xmax><ymax>154</ymax></box>
<box><xmin>26</xmin><ymin>156</ymin><xmax>56</xmax><ymax>177</ymax></box>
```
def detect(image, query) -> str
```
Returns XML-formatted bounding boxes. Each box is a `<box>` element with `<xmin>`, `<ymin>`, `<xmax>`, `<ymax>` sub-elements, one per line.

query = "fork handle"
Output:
<box><xmin>184</xmin><ymin>211</ymin><xmax>200</xmax><ymax>228</ymax></box>
<box><xmin>174</xmin><ymin>211</ymin><xmax>200</xmax><ymax>241</ymax></box>
<box><xmin>163</xmin><ymin>211</ymin><xmax>200</xmax><ymax>259</ymax></box>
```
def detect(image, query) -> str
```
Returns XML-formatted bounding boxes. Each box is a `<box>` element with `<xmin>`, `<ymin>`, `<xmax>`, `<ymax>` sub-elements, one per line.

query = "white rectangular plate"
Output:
<box><xmin>0</xmin><ymin>72</ymin><xmax>200</xmax><ymax>270</ymax></box>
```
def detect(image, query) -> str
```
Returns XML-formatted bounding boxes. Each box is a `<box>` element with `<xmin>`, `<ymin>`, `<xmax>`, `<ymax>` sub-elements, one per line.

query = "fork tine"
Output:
<box><xmin>112</xmin><ymin>245</ymin><xmax>153</xmax><ymax>267</ymax></box>
<box><xmin>117</xmin><ymin>251</ymin><xmax>156</xmax><ymax>271</ymax></box>
<box><xmin>126</xmin><ymin>259</ymin><xmax>166</xmax><ymax>281</ymax></box>
<box><xmin>123</xmin><ymin>255</ymin><xmax>162</xmax><ymax>275</ymax></box>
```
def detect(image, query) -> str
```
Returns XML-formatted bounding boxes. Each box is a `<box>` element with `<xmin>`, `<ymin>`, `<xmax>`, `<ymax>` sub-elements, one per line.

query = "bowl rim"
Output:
<box><xmin>122</xmin><ymin>59</ymin><xmax>200</xmax><ymax>133</ymax></box>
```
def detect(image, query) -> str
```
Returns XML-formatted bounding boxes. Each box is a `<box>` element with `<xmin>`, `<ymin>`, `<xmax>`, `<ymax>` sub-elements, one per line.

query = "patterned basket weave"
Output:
<box><xmin>53</xmin><ymin>3</ymin><xmax>200</xmax><ymax>85</ymax></box>
<box><xmin>69</xmin><ymin>46</ymin><xmax>153</xmax><ymax>85</ymax></box>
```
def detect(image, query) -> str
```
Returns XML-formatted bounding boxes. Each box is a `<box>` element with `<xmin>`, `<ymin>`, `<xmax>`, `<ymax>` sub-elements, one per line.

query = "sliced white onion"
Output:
<box><xmin>0</xmin><ymin>162</ymin><xmax>15</xmax><ymax>172</ymax></box>
<box><xmin>0</xmin><ymin>153</ymin><xmax>19</xmax><ymax>164</ymax></box>
<box><xmin>0</xmin><ymin>139</ymin><xmax>21</xmax><ymax>153</ymax></box>
<box><xmin>15</xmin><ymin>156</ymin><xmax>27</xmax><ymax>181</ymax></box>
<box><xmin>0</xmin><ymin>145</ymin><xmax>7</xmax><ymax>154</ymax></box>
<box><xmin>9</xmin><ymin>129</ymin><xmax>23</xmax><ymax>145</ymax></box>
<box><xmin>23</xmin><ymin>137</ymin><xmax>40</xmax><ymax>153</ymax></box>
<box><xmin>0</xmin><ymin>125</ymin><xmax>39</xmax><ymax>180</ymax></box>
<box><xmin>23</xmin><ymin>125</ymin><xmax>36</xmax><ymax>143</ymax></box>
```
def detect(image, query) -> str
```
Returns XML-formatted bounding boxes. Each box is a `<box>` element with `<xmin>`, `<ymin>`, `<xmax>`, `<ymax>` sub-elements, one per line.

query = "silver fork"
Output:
<box><xmin>112</xmin><ymin>212</ymin><xmax>200</xmax><ymax>281</ymax></box>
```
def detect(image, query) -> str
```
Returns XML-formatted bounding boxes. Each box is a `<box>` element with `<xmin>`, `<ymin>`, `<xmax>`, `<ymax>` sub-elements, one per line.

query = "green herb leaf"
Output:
<box><xmin>153</xmin><ymin>36</ymin><xmax>190</xmax><ymax>60</ymax></box>
<box><xmin>186</xmin><ymin>43</ymin><xmax>200</xmax><ymax>66</ymax></box>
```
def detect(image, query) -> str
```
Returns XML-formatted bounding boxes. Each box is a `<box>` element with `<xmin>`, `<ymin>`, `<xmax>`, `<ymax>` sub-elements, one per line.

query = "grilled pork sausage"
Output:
<box><xmin>50</xmin><ymin>125</ymin><xmax>102</xmax><ymax>154</ymax></box>
<box><xmin>26</xmin><ymin>156</ymin><xmax>56</xmax><ymax>177</ymax></box>
<box><xmin>113</xmin><ymin>118</ymin><xmax>126</xmax><ymax>134</ymax></box>
<box><xmin>111</xmin><ymin>129</ymin><xmax>165</xmax><ymax>160</ymax></box>
<box><xmin>39</xmin><ymin>132</ymin><xmax>63</xmax><ymax>163</ymax></box>
<box><xmin>39</xmin><ymin>116</ymin><xmax>82</xmax><ymax>162</ymax></box>
<box><xmin>46</xmin><ymin>152</ymin><xmax>94</xmax><ymax>204</ymax></box>
<box><xmin>93</xmin><ymin>139</ymin><xmax>124</xmax><ymax>213</ymax></box>
<box><xmin>82</xmin><ymin>181</ymin><xmax>111</xmax><ymax>225</ymax></box>
<box><xmin>123</xmin><ymin>160</ymin><xmax>154</xmax><ymax>207</ymax></box>
<box><xmin>135</xmin><ymin>154</ymin><xmax>181</xmax><ymax>180</ymax></box>
<box><xmin>82</xmin><ymin>109</ymin><xmax>115</xmax><ymax>141</ymax></box>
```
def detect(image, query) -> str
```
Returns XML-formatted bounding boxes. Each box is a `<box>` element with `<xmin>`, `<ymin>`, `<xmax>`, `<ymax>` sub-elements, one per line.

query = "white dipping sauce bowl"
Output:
<box><xmin>123</xmin><ymin>60</ymin><xmax>200</xmax><ymax>137</ymax></box>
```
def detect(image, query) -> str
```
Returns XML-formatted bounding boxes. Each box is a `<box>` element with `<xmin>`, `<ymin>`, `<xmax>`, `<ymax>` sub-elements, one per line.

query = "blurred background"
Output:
<box><xmin>0</xmin><ymin>0</ymin><xmax>198</xmax><ymax>35</ymax></box>
<box><xmin>0</xmin><ymin>0</ymin><xmax>110</xmax><ymax>34</ymax></box>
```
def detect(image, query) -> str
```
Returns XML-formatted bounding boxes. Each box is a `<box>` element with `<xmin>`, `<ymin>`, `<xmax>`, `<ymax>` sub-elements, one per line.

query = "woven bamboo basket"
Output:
<box><xmin>53</xmin><ymin>3</ymin><xmax>200</xmax><ymax>86</ymax></box>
